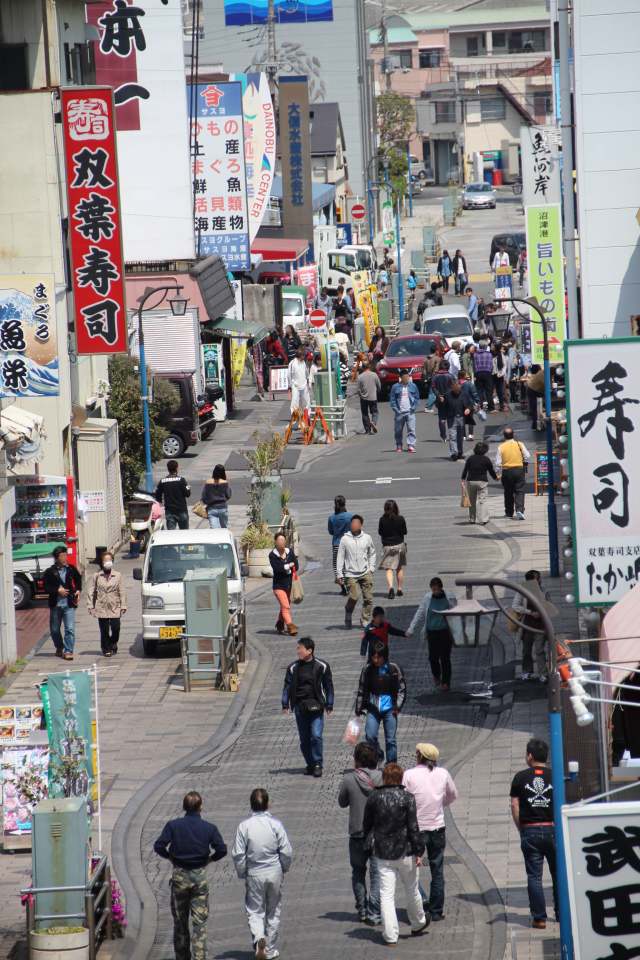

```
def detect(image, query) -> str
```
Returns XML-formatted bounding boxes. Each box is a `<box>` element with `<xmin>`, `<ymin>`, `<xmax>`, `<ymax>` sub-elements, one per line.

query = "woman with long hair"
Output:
<box><xmin>328</xmin><ymin>494</ymin><xmax>353</xmax><ymax>595</ymax></box>
<box><xmin>369</xmin><ymin>325</ymin><xmax>389</xmax><ymax>361</ymax></box>
<box><xmin>283</xmin><ymin>324</ymin><xmax>301</xmax><ymax>362</ymax></box>
<box><xmin>378</xmin><ymin>499</ymin><xmax>408</xmax><ymax>600</ymax></box>
<box><xmin>201</xmin><ymin>463</ymin><xmax>232</xmax><ymax>528</ymax></box>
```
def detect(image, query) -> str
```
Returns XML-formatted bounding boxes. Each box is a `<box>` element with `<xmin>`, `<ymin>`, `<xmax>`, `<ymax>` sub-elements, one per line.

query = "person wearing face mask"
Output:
<box><xmin>87</xmin><ymin>551</ymin><xmax>127</xmax><ymax>657</ymax></box>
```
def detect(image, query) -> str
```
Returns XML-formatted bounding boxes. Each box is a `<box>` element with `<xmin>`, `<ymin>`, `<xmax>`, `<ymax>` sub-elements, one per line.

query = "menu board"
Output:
<box><xmin>0</xmin><ymin>703</ymin><xmax>43</xmax><ymax>746</ymax></box>
<box><xmin>534</xmin><ymin>451</ymin><xmax>561</xmax><ymax>494</ymax></box>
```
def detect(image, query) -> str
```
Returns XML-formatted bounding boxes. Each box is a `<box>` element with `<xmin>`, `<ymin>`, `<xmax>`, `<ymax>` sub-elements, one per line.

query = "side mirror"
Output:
<box><xmin>133</xmin><ymin>568</ymin><xmax>143</xmax><ymax>581</ymax></box>
<box><xmin>241</xmin><ymin>562</ymin><xmax>250</xmax><ymax>578</ymax></box>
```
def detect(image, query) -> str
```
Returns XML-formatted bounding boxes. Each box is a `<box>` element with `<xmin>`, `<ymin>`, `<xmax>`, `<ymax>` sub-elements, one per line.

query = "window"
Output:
<box><xmin>466</xmin><ymin>36</ymin><xmax>479</xmax><ymax>57</ymax></box>
<box><xmin>395</xmin><ymin>49</ymin><xmax>413</xmax><ymax>68</ymax></box>
<box><xmin>435</xmin><ymin>101</ymin><xmax>456</xmax><ymax>124</ymax></box>
<box><xmin>419</xmin><ymin>49</ymin><xmax>442</xmax><ymax>68</ymax></box>
<box><xmin>533</xmin><ymin>91</ymin><xmax>553</xmax><ymax>118</ymax></box>
<box><xmin>480</xmin><ymin>97</ymin><xmax>506</xmax><ymax>121</ymax></box>
<box><xmin>492</xmin><ymin>31</ymin><xmax>506</xmax><ymax>49</ymax></box>
<box><xmin>508</xmin><ymin>29</ymin><xmax>547</xmax><ymax>53</ymax></box>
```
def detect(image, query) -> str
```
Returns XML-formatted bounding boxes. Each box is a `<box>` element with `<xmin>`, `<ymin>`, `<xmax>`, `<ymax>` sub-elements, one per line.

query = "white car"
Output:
<box><xmin>421</xmin><ymin>304</ymin><xmax>475</xmax><ymax>348</ymax></box>
<box><xmin>133</xmin><ymin>528</ymin><xmax>246</xmax><ymax>656</ymax></box>
<box><xmin>462</xmin><ymin>182</ymin><xmax>497</xmax><ymax>209</ymax></box>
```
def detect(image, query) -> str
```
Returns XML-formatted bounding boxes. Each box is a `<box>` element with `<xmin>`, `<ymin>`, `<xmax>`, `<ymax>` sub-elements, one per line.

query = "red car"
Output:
<box><xmin>377</xmin><ymin>334</ymin><xmax>447</xmax><ymax>399</ymax></box>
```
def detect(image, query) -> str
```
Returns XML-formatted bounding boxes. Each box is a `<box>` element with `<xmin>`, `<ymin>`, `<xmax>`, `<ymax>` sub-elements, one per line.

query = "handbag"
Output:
<box><xmin>460</xmin><ymin>483</ymin><xmax>470</xmax><ymax>509</ymax></box>
<box><xmin>290</xmin><ymin>571</ymin><xmax>304</xmax><ymax>605</ymax></box>
<box><xmin>343</xmin><ymin>715</ymin><xmax>364</xmax><ymax>746</ymax></box>
<box><xmin>192</xmin><ymin>500</ymin><xmax>208</xmax><ymax>520</ymax></box>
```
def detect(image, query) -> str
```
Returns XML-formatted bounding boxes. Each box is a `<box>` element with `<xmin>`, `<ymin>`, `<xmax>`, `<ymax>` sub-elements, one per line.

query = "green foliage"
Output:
<box><xmin>239</xmin><ymin>523</ymin><xmax>273</xmax><ymax>552</ymax></box>
<box><xmin>245</xmin><ymin>431</ymin><xmax>286</xmax><ymax>527</ymax></box>
<box><xmin>376</xmin><ymin>92</ymin><xmax>414</xmax><ymax>199</ymax></box>
<box><xmin>107</xmin><ymin>356</ymin><xmax>179</xmax><ymax>498</ymax></box>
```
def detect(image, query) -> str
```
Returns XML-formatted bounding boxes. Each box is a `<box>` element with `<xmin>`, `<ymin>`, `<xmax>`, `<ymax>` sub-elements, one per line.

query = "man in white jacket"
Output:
<box><xmin>336</xmin><ymin>514</ymin><xmax>377</xmax><ymax>629</ymax></box>
<box><xmin>232</xmin><ymin>788</ymin><xmax>293</xmax><ymax>960</ymax></box>
<box><xmin>288</xmin><ymin>346</ymin><xmax>310</xmax><ymax>415</ymax></box>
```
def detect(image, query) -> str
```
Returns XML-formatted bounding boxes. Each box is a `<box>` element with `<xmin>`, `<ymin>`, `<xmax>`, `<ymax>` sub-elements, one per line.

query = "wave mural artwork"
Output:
<box><xmin>225</xmin><ymin>0</ymin><xmax>332</xmax><ymax>26</ymax></box>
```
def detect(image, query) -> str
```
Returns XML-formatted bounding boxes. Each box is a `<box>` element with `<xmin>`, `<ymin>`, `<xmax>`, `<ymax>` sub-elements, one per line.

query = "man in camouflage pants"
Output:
<box><xmin>154</xmin><ymin>791</ymin><xmax>227</xmax><ymax>959</ymax></box>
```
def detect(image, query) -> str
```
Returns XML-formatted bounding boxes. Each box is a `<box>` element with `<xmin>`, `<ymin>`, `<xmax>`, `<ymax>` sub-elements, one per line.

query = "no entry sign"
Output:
<box><xmin>351</xmin><ymin>203</ymin><xmax>366</xmax><ymax>221</ymax></box>
<box><xmin>309</xmin><ymin>309</ymin><xmax>327</xmax><ymax>328</ymax></box>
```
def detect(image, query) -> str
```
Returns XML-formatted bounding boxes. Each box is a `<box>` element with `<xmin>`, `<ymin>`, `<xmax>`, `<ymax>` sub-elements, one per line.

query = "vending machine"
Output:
<box><xmin>10</xmin><ymin>475</ymin><xmax>78</xmax><ymax>566</ymax></box>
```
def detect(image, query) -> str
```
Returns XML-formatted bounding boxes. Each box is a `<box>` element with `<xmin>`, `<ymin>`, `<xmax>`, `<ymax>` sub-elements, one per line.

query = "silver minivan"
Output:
<box><xmin>420</xmin><ymin>304</ymin><xmax>475</xmax><ymax>347</ymax></box>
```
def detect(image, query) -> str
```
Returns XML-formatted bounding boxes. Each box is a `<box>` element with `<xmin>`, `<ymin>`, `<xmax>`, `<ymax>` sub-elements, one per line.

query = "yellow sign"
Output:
<box><xmin>357</xmin><ymin>290</ymin><xmax>374</xmax><ymax>344</ymax></box>
<box><xmin>230</xmin><ymin>338</ymin><xmax>246</xmax><ymax>387</ymax></box>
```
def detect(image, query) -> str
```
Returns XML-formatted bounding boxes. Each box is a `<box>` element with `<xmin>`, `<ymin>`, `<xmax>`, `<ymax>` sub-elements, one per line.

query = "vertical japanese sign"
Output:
<box><xmin>231</xmin><ymin>73</ymin><xmax>276</xmax><ymax>242</ymax></box>
<box><xmin>279</xmin><ymin>76</ymin><xmax>313</xmax><ymax>247</ymax></box>
<box><xmin>190</xmin><ymin>82</ymin><xmax>250</xmax><ymax>271</ymax></box>
<box><xmin>45</xmin><ymin>672</ymin><xmax>94</xmax><ymax>809</ymax></box>
<box><xmin>61</xmin><ymin>88</ymin><xmax>127</xmax><ymax>355</ymax></box>
<box><xmin>563</xmin><ymin>803</ymin><xmax>640</xmax><ymax>960</ymax></box>
<box><xmin>381</xmin><ymin>191</ymin><xmax>396</xmax><ymax>248</ymax></box>
<box><xmin>0</xmin><ymin>276</ymin><xmax>59</xmax><ymax>397</ymax></box>
<box><xmin>565</xmin><ymin>338</ymin><xmax>640</xmax><ymax>605</ymax></box>
<box><xmin>525</xmin><ymin>203</ymin><xmax>566</xmax><ymax>365</ymax></box>
<box><xmin>521</xmin><ymin>125</ymin><xmax>561</xmax><ymax>208</ymax></box>
<box><xmin>86</xmin><ymin>0</ymin><xmax>195</xmax><ymax>261</ymax></box>
<box><xmin>494</xmin><ymin>266</ymin><xmax>513</xmax><ymax>302</ymax></box>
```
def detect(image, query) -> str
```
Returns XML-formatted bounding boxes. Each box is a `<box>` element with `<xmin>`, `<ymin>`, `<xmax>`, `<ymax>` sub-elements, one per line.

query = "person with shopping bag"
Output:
<box><xmin>269</xmin><ymin>532</ymin><xmax>299</xmax><ymax>636</ymax></box>
<box><xmin>355</xmin><ymin>642</ymin><xmax>406</xmax><ymax>763</ymax></box>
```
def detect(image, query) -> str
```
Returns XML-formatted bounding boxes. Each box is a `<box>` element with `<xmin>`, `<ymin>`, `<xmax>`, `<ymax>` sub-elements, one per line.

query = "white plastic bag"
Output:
<box><xmin>343</xmin><ymin>715</ymin><xmax>364</xmax><ymax>746</ymax></box>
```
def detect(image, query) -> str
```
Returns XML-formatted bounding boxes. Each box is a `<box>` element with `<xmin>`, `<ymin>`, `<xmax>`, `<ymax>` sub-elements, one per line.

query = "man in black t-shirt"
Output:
<box><xmin>510</xmin><ymin>738</ymin><xmax>558</xmax><ymax>929</ymax></box>
<box><xmin>155</xmin><ymin>459</ymin><xmax>191</xmax><ymax>529</ymax></box>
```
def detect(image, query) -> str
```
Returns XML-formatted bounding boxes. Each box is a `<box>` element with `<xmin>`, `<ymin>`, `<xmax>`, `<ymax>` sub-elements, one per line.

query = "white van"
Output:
<box><xmin>133</xmin><ymin>528</ymin><xmax>246</xmax><ymax>656</ymax></box>
<box><xmin>420</xmin><ymin>304</ymin><xmax>475</xmax><ymax>347</ymax></box>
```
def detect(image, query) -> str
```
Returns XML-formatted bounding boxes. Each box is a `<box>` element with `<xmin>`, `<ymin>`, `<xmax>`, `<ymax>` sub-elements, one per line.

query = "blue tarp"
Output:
<box><xmin>270</xmin><ymin>176</ymin><xmax>335</xmax><ymax>212</ymax></box>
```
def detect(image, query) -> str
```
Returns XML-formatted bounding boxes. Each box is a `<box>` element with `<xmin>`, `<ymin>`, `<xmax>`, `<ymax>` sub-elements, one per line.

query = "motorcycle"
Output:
<box><xmin>126</xmin><ymin>491</ymin><xmax>164</xmax><ymax>554</ymax></box>
<box><xmin>198</xmin><ymin>384</ymin><xmax>225</xmax><ymax>440</ymax></box>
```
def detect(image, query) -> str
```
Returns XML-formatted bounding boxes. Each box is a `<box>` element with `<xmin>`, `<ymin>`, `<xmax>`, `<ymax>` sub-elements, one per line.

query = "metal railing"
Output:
<box><xmin>180</xmin><ymin>605</ymin><xmax>246</xmax><ymax>692</ymax></box>
<box><xmin>23</xmin><ymin>856</ymin><xmax>112</xmax><ymax>960</ymax></box>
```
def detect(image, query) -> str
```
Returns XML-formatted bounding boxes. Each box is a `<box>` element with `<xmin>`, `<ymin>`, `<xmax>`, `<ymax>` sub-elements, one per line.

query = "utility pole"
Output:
<box><xmin>381</xmin><ymin>0</ymin><xmax>391</xmax><ymax>91</ymax></box>
<box><xmin>266</xmin><ymin>0</ymin><xmax>278</xmax><ymax>97</ymax></box>
<box><xmin>558</xmin><ymin>1</ymin><xmax>579</xmax><ymax>338</ymax></box>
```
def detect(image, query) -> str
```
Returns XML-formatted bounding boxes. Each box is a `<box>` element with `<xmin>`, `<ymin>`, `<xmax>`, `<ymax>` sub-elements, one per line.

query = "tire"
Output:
<box><xmin>14</xmin><ymin>576</ymin><xmax>33</xmax><ymax>610</ymax></box>
<box><xmin>162</xmin><ymin>433</ymin><xmax>185</xmax><ymax>458</ymax></box>
<box><xmin>142</xmin><ymin>635</ymin><xmax>157</xmax><ymax>656</ymax></box>
<box><xmin>201</xmin><ymin>422</ymin><xmax>216</xmax><ymax>440</ymax></box>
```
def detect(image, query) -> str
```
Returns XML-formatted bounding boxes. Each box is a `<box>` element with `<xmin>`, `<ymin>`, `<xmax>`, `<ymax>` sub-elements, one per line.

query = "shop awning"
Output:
<box><xmin>0</xmin><ymin>406</ymin><xmax>46</xmax><ymax>466</ymax></box>
<box><xmin>209</xmin><ymin>317</ymin><xmax>268</xmax><ymax>341</ymax></box>
<box><xmin>250</xmin><ymin>238</ymin><xmax>309</xmax><ymax>262</ymax></box>
<box><xmin>270</xmin><ymin>176</ymin><xmax>336</xmax><ymax>213</ymax></box>
<box><xmin>601</xmin><ymin>583</ymin><xmax>640</xmax><ymax>691</ymax></box>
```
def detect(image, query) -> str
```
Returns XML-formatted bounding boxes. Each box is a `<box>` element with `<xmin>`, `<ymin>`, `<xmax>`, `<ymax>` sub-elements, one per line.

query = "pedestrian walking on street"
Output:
<box><xmin>452</xmin><ymin>249</ymin><xmax>467</xmax><ymax>295</ymax></box>
<box><xmin>269</xmin><ymin>533</ymin><xmax>299</xmax><ymax>636</ymax></box>
<box><xmin>362</xmin><ymin>763</ymin><xmax>429</xmax><ymax>945</ymax></box>
<box><xmin>461</xmin><ymin>442</ymin><xmax>498</xmax><ymax>524</ymax></box>
<box><xmin>288</xmin><ymin>345</ymin><xmax>311</xmax><ymax>415</ymax></box>
<box><xmin>153</xmin><ymin>791</ymin><xmax>227</xmax><ymax>960</ymax></box>
<box><xmin>378</xmin><ymin>499</ymin><xmax>407</xmax><ymax>599</ymax></box>
<box><xmin>423</xmin><ymin>349</ymin><xmax>442</xmax><ymax>409</ymax></box>
<box><xmin>336</xmin><ymin>515</ymin><xmax>377</xmax><ymax>629</ymax></box>
<box><xmin>510</xmin><ymin>739</ymin><xmax>558</xmax><ymax>929</ymax></box>
<box><xmin>491</xmin><ymin>343</ymin><xmax>508</xmax><ymax>412</ymax></box>
<box><xmin>155</xmin><ymin>460</ymin><xmax>191</xmax><ymax>530</ymax></box>
<box><xmin>444</xmin><ymin>341</ymin><xmax>462</xmax><ymax>379</ymax></box>
<box><xmin>437</xmin><ymin>249</ymin><xmax>452</xmax><ymax>293</ymax></box>
<box><xmin>283</xmin><ymin>324</ymin><xmax>301</xmax><ymax>363</ymax></box>
<box><xmin>472</xmin><ymin>339</ymin><xmax>494</xmax><ymax>410</ymax></box>
<box><xmin>328</xmin><ymin>495</ymin><xmax>353</xmax><ymax>595</ymax></box>
<box><xmin>496</xmin><ymin>427</ymin><xmax>530</xmax><ymax>520</ymax></box>
<box><xmin>338</xmin><ymin>742</ymin><xmax>382</xmax><ymax>925</ymax></box>
<box><xmin>201</xmin><ymin>464</ymin><xmax>232</xmax><ymax>529</ymax></box>
<box><xmin>465</xmin><ymin>287</ymin><xmax>479</xmax><ymax>324</ymax></box>
<box><xmin>369</xmin><ymin>325</ymin><xmax>390</xmax><ymax>362</ymax></box>
<box><xmin>232</xmin><ymin>788</ymin><xmax>292</xmax><ymax>960</ymax></box>
<box><xmin>358</xmin><ymin>362</ymin><xmax>381</xmax><ymax>435</ymax></box>
<box><xmin>281</xmin><ymin>637</ymin><xmax>334</xmax><ymax>777</ymax></box>
<box><xmin>403</xmin><ymin>743</ymin><xmax>458</xmax><ymax>922</ymax></box>
<box><xmin>512</xmin><ymin>570</ymin><xmax>556</xmax><ymax>680</ymax></box>
<box><xmin>314</xmin><ymin>287</ymin><xmax>332</xmax><ymax>313</ymax></box>
<box><xmin>356</xmin><ymin>643</ymin><xmax>406</xmax><ymax>763</ymax></box>
<box><xmin>87</xmin><ymin>551</ymin><xmax>126</xmax><ymax>657</ymax></box>
<box><xmin>407</xmin><ymin>577</ymin><xmax>455</xmax><ymax>691</ymax></box>
<box><xmin>432</xmin><ymin>361</ymin><xmax>455</xmax><ymax>443</ymax></box>
<box><xmin>444</xmin><ymin>380</ymin><xmax>467</xmax><ymax>462</ymax></box>
<box><xmin>460</xmin><ymin>372</ymin><xmax>479</xmax><ymax>441</ymax></box>
<box><xmin>389</xmin><ymin>371</ymin><xmax>419</xmax><ymax>453</ymax></box>
<box><xmin>44</xmin><ymin>546</ymin><xmax>82</xmax><ymax>661</ymax></box>
<box><xmin>360</xmin><ymin>606</ymin><xmax>406</xmax><ymax>659</ymax></box>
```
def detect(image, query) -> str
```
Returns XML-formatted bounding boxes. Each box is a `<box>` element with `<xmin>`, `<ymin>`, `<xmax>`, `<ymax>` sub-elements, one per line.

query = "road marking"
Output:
<box><xmin>348</xmin><ymin>476</ymin><xmax>421</xmax><ymax>485</ymax></box>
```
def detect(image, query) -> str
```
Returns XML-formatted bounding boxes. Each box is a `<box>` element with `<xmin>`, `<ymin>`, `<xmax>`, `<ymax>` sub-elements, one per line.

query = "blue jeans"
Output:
<box><xmin>50</xmin><ymin>605</ymin><xmax>76</xmax><ymax>653</ymax></box>
<box><xmin>417</xmin><ymin>827</ymin><xmax>446</xmax><ymax>917</ymax></box>
<box><xmin>349</xmin><ymin>836</ymin><xmax>381</xmax><ymax>922</ymax></box>
<box><xmin>365</xmin><ymin>709</ymin><xmax>397</xmax><ymax>762</ymax></box>
<box><xmin>520</xmin><ymin>826</ymin><xmax>558</xmax><ymax>920</ymax></box>
<box><xmin>294</xmin><ymin>707</ymin><xmax>324</xmax><ymax>768</ymax></box>
<box><xmin>207</xmin><ymin>507</ymin><xmax>228</xmax><ymax>528</ymax></box>
<box><xmin>455</xmin><ymin>273</ymin><xmax>467</xmax><ymax>295</ymax></box>
<box><xmin>394</xmin><ymin>412</ymin><xmax>416</xmax><ymax>450</ymax></box>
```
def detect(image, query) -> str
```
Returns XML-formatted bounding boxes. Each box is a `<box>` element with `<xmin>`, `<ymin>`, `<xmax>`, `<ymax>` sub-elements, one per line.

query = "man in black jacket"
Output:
<box><xmin>155</xmin><ymin>459</ymin><xmax>191</xmax><ymax>529</ymax></box>
<box><xmin>363</xmin><ymin>763</ymin><xmax>429</xmax><ymax>945</ymax></box>
<box><xmin>43</xmin><ymin>546</ymin><xmax>82</xmax><ymax>660</ymax></box>
<box><xmin>282</xmin><ymin>637</ymin><xmax>334</xmax><ymax>778</ymax></box>
<box><xmin>154</xmin><ymin>791</ymin><xmax>227</xmax><ymax>960</ymax></box>
<box><xmin>356</xmin><ymin>643</ymin><xmax>406</xmax><ymax>763</ymax></box>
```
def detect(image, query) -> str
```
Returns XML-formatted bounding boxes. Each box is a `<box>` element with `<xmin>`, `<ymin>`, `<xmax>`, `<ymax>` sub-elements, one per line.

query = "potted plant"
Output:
<box><xmin>244</xmin><ymin>432</ymin><xmax>286</xmax><ymax>529</ymax></box>
<box><xmin>30</xmin><ymin>925</ymin><xmax>89</xmax><ymax>959</ymax></box>
<box><xmin>239</xmin><ymin>523</ymin><xmax>273</xmax><ymax>578</ymax></box>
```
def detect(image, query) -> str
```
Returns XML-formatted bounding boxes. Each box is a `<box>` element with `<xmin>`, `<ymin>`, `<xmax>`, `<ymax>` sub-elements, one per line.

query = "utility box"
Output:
<box><xmin>252</xmin><ymin>476</ymin><xmax>282</xmax><ymax>528</ymax></box>
<box><xmin>183</xmin><ymin>568</ymin><xmax>228</xmax><ymax>685</ymax></box>
<box><xmin>32</xmin><ymin>798</ymin><xmax>89</xmax><ymax>929</ymax></box>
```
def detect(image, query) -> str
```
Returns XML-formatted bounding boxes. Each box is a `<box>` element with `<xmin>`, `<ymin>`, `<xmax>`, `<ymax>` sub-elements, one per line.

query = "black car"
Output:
<box><xmin>489</xmin><ymin>232</ymin><xmax>526</xmax><ymax>268</ymax></box>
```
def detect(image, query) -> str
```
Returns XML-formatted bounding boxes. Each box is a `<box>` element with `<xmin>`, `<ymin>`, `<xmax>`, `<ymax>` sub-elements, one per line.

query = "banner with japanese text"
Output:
<box><xmin>525</xmin><ymin>203</ymin><xmax>566</xmax><ymax>365</ymax></box>
<box><xmin>279</xmin><ymin>77</ymin><xmax>313</xmax><ymax>247</ymax></box>
<box><xmin>61</xmin><ymin>87</ymin><xmax>127</xmax><ymax>355</ymax></box>
<box><xmin>565</xmin><ymin>338</ymin><xmax>640</xmax><ymax>605</ymax></box>
<box><xmin>231</xmin><ymin>73</ymin><xmax>276</xmax><ymax>242</ymax></box>
<box><xmin>44</xmin><ymin>672</ymin><xmax>94</xmax><ymax>810</ymax></box>
<box><xmin>520</xmin><ymin>124</ymin><xmax>561</xmax><ymax>208</ymax></box>
<box><xmin>0</xmin><ymin>275</ymin><xmax>59</xmax><ymax>397</ymax></box>
<box><xmin>190</xmin><ymin>82</ymin><xmax>251</xmax><ymax>271</ymax></box>
<box><xmin>381</xmin><ymin>191</ymin><xmax>396</xmax><ymax>248</ymax></box>
<box><xmin>296</xmin><ymin>264</ymin><xmax>318</xmax><ymax>309</ymax></box>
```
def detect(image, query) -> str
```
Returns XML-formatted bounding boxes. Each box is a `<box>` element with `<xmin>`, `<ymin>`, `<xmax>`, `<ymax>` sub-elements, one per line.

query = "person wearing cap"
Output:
<box><xmin>403</xmin><ymin>744</ymin><xmax>458</xmax><ymax>921</ymax></box>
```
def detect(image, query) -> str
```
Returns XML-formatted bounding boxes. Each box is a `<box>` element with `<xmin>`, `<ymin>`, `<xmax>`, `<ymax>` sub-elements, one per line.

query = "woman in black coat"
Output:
<box><xmin>269</xmin><ymin>531</ymin><xmax>299</xmax><ymax>636</ymax></box>
<box><xmin>283</xmin><ymin>325</ymin><xmax>302</xmax><ymax>362</ymax></box>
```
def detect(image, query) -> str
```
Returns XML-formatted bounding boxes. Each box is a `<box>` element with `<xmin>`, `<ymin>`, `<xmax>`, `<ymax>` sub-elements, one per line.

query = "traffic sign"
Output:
<box><xmin>351</xmin><ymin>203</ymin><xmax>366</xmax><ymax>222</ymax></box>
<box><xmin>309</xmin><ymin>309</ymin><xmax>327</xmax><ymax>328</ymax></box>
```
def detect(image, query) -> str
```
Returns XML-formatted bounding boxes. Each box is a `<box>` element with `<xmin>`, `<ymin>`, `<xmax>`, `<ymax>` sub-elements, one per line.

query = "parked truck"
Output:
<box><xmin>315</xmin><ymin>225</ymin><xmax>377</xmax><ymax>293</ymax></box>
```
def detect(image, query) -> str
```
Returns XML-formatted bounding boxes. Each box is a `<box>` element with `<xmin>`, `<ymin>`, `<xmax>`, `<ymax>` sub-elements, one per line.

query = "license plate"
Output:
<box><xmin>159</xmin><ymin>626</ymin><xmax>183</xmax><ymax>640</ymax></box>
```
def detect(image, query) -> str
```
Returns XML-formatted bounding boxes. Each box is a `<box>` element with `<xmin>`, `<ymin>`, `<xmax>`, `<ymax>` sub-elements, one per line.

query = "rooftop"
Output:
<box><xmin>368</xmin><ymin>1</ymin><xmax>549</xmax><ymax>38</ymax></box>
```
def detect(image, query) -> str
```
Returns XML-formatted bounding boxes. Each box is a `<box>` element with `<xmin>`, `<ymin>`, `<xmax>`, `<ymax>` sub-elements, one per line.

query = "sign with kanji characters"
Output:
<box><xmin>279</xmin><ymin>76</ymin><xmax>313</xmax><ymax>247</ymax></box>
<box><xmin>494</xmin><ymin>266</ymin><xmax>513</xmax><ymax>301</ymax></box>
<box><xmin>86</xmin><ymin>0</ymin><xmax>195</xmax><ymax>261</ymax></box>
<box><xmin>61</xmin><ymin>88</ymin><xmax>127</xmax><ymax>355</ymax></box>
<box><xmin>563</xmin><ymin>803</ymin><xmax>640</xmax><ymax>960</ymax></box>
<box><xmin>381</xmin><ymin>191</ymin><xmax>396</xmax><ymax>248</ymax></box>
<box><xmin>526</xmin><ymin>203</ymin><xmax>566</xmax><ymax>366</ymax></box>
<box><xmin>521</xmin><ymin>124</ymin><xmax>561</xmax><ymax>208</ymax></box>
<box><xmin>565</xmin><ymin>338</ymin><xmax>640</xmax><ymax>605</ymax></box>
<box><xmin>231</xmin><ymin>73</ymin><xmax>276</xmax><ymax>243</ymax></box>
<box><xmin>0</xmin><ymin>276</ymin><xmax>59</xmax><ymax>398</ymax></box>
<box><xmin>189</xmin><ymin>81</ymin><xmax>251</xmax><ymax>271</ymax></box>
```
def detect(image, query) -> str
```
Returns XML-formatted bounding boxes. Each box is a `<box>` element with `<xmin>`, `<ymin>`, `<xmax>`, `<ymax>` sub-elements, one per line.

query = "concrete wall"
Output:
<box><xmin>463</xmin><ymin>98</ymin><xmax>523</xmax><ymax>158</ymax></box>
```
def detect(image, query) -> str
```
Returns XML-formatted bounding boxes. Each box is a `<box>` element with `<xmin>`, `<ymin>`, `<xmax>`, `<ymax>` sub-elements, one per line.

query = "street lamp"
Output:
<box><xmin>504</xmin><ymin>295</ymin><xmax>559</xmax><ymax>578</ymax></box>
<box><xmin>136</xmin><ymin>282</ymin><xmax>188</xmax><ymax>491</ymax></box>
<box><xmin>453</xmin><ymin>576</ymin><xmax>573</xmax><ymax>960</ymax></box>
<box><xmin>382</xmin><ymin>156</ymin><xmax>405</xmax><ymax>324</ymax></box>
